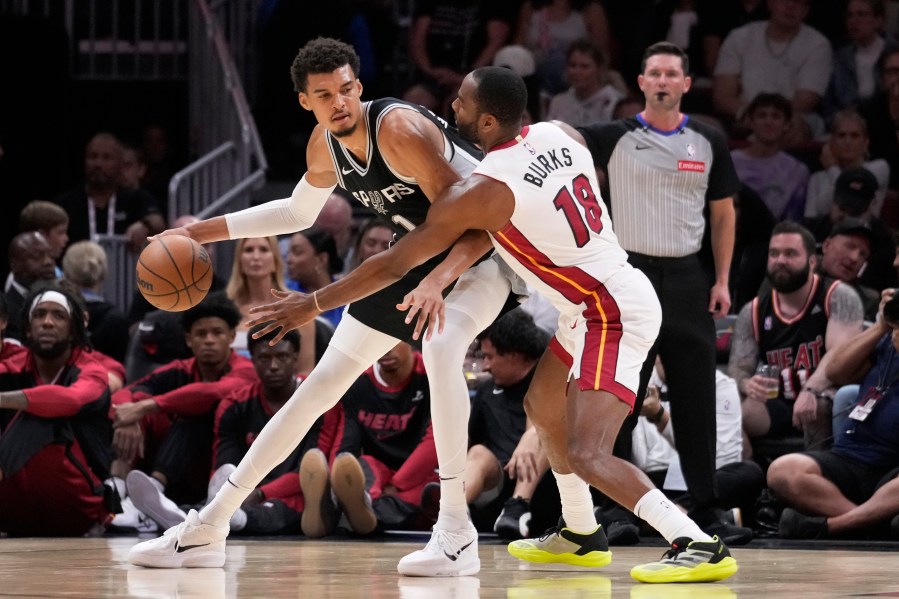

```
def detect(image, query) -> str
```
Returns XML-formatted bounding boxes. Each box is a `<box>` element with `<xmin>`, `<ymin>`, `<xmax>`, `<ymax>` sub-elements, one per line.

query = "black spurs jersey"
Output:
<box><xmin>326</xmin><ymin>98</ymin><xmax>482</xmax><ymax>238</ymax></box>
<box><xmin>752</xmin><ymin>274</ymin><xmax>840</xmax><ymax>400</ymax></box>
<box><xmin>324</xmin><ymin>98</ymin><xmax>485</xmax><ymax>339</ymax></box>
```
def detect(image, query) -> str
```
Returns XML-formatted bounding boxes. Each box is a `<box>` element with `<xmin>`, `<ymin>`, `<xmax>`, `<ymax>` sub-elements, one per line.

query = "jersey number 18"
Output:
<box><xmin>553</xmin><ymin>174</ymin><xmax>604</xmax><ymax>248</ymax></box>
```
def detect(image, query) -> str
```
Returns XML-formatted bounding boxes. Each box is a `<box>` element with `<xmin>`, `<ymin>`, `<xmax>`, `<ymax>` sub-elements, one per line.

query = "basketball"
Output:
<box><xmin>136</xmin><ymin>235</ymin><xmax>214</xmax><ymax>311</ymax></box>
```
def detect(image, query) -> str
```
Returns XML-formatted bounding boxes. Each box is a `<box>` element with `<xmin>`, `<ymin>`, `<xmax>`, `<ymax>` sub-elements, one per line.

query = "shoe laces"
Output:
<box><xmin>425</xmin><ymin>527</ymin><xmax>473</xmax><ymax>553</ymax></box>
<box><xmin>661</xmin><ymin>539</ymin><xmax>689</xmax><ymax>561</ymax></box>
<box><xmin>537</xmin><ymin>523</ymin><xmax>562</xmax><ymax>542</ymax></box>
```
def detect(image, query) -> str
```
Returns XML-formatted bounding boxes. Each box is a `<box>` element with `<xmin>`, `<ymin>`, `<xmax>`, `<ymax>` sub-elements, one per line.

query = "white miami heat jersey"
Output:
<box><xmin>476</xmin><ymin>122</ymin><xmax>630</xmax><ymax>314</ymax></box>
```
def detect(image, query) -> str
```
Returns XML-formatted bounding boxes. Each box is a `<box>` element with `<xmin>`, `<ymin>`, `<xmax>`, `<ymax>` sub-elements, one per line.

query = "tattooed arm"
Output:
<box><xmin>792</xmin><ymin>284</ymin><xmax>865</xmax><ymax>428</ymax></box>
<box><xmin>728</xmin><ymin>302</ymin><xmax>762</xmax><ymax>401</ymax></box>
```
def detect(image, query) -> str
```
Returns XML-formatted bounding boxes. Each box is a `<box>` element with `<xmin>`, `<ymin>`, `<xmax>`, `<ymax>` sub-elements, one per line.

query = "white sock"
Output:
<box><xmin>553</xmin><ymin>471</ymin><xmax>597</xmax><ymax>533</ymax></box>
<box><xmin>229</xmin><ymin>508</ymin><xmax>247</xmax><ymax>532</ymax></box>
<box><xmin>634</xmin><ymin>489</ymin><xmax>711</xmax><ymax>543</ymax></box>
<box><xmin>435</xmin><ymin>473</ymin><xmax>469</xmax><ymax>529</ymax></box>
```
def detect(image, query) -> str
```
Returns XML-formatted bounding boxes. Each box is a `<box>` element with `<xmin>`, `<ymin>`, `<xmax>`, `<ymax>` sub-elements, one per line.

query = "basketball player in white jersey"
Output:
<box><xmin>249</xmin><ymin>66</ymin><xmax>739</xmax><ymax>584</ymax></box>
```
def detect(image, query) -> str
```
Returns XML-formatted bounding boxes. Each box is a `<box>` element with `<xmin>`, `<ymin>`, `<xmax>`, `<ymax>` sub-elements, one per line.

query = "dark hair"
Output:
<box><xmin>181</xmin><ymin>291</ymin><xmax>242</xmax><ymax>332</ymax></box>
<box><xmin>641</xmin><ymin>41</ymin><xmax>690</xmax><ymax>77</ymax></box>
<box><xmin>566</xmin><ymin>39</ymin><xmax>607</xmax><ymax>68</ymax></box>
<box><xmin>301</xmin><ymin>227</ymin><xmax>344</xmax><ymax>275</ymax></box>
<box><xmin>771</xmin><ymin>221</ymin><xmax>817</xmax><ymax>257</ymax></box>
<box><xmin>744</xmin><ymin>92</ymin><xmax>793</xmax><ymax>121</ymax></box>
<box><xmin>290</xmin><ymin>37</ymin><xmax>361</xmax><ymax>93</ymax></box>
<box><xmin>23</xmin><ymin>280</ymin><xmax>91</xmax><ymax>350</ymax></box>
<box><xmin>481</xmin><ymin>309</ymin><xmax>550</xmax><ymax>362</ymax></box>
<box><xmin>471</xmin><ymin>66</ymin><xmax>528</xmax><ymax>126</ymax></box>
<box><xmin>247</xmin><ymin>323</ymin><xmax>300</xmax><ymax>355</ymax></box>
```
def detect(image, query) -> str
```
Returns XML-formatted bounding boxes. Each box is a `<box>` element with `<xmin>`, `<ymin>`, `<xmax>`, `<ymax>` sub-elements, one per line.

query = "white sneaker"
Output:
<box><xmin>397</xmin><ymin>524</ymin><xmax>480</xmax><ymax>577</ymax></box>
<box><xmin>110</xmin><ymin>497</ymin><xmax>159</xmax><ymax>534</ymax></box>
<box><xmin>127</xmin><ymin>470</ymin><xmax>188</xmax><ymax>530</ymax></box>
<box><xmin>207</xmin><ymin>464</ymin><xmax>237</xmax><ymax>503</ymax></box>
<box><xmin>128</xmin><ymin>509</ymin><xmax>228</xmax><ymax>568</ymax></box>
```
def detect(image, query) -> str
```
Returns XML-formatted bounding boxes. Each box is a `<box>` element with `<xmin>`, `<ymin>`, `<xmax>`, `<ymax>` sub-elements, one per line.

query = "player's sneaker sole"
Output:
<box><xmin>330</xmin><ymin>453</ymin><xmax>378</xmax><ymax>535</ymax></box>
<box><xmin>300</xmin><ymin>449</ymin><xmax>337</xmax><ymax>538</ymax></box>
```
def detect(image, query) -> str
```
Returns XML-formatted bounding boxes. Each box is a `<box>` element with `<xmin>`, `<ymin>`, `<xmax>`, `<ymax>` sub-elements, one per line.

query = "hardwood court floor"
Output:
<box><xmin>0</xmin><ymin>535</ymin><xmax>896</xmax><ymax>598</ymax></box>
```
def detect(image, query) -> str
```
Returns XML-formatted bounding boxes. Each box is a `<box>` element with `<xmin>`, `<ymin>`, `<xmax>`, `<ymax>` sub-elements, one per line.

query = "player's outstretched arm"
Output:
<box><xmin>247</xmin><ymin>176</ymin><xmax>512</xmax><ymax>344</ymax></box>
<box><xmin>151</xmin><ymin>127</ymin><xmax>339</xmax><ymax>245</ymax></box>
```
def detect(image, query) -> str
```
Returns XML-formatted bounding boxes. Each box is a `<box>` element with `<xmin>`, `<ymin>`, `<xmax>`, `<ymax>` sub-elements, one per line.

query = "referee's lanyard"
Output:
<box><xmin>846</xmin><ymin>344</ymin><xmax>898</xmax><ymax>434</ymax></box>
<box><xmin>88</xmin><ymin>195</ymin><xmax>116</xmax><ymax>240</ymax></box>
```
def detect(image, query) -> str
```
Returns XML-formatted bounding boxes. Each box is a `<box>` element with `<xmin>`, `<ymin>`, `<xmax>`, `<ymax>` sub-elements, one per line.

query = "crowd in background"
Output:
<box><xmin>2</xmin><ymin>0</ymin><xmax>899</xmax><ymax>542</ymax></box>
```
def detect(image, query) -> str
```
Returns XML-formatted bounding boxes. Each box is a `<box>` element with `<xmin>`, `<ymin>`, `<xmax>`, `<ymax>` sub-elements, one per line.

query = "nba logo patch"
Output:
<box><xmin>523</xmin><ymin>141</ymin><xmax>536</xmax><ymax>155</ymax></box>
<box><xmin>686</xmin><ymin>143</ymin><xmax>695</xmax><ymax>158</ymax></box>
<box><xmin>764</xmin><ymin>316</ymin><xmax>772</xmax><ymax>331</ymax></box>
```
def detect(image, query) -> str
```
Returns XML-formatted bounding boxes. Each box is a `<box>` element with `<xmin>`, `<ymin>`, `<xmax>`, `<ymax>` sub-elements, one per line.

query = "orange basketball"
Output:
<box><xmin>136</xmin><ymin>235</ymin><xmax>214</xmax><ymax>311</ymax></box>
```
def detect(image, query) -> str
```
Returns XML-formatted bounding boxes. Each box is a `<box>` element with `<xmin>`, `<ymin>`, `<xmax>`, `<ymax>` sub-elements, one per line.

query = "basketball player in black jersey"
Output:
<box><xmin>128</xmin><ymin>37</ymin><xmax>517</xmax><ymax>575</ymax></box>
<box><xmin>728</xmin><ymin>222</ymin><xmax>863</xmax><ymax>449</ymax></box>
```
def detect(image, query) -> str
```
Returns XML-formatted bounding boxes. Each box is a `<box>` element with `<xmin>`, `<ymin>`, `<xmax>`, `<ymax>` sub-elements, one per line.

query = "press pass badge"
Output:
<box><xmin>849</xmin><ymin>388</ymin><xmax>881</xmax><ymax>422</ymax></box>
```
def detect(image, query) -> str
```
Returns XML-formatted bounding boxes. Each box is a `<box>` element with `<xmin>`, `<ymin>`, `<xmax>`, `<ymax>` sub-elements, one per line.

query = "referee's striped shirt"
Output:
<box><xmin>578</xmin><ymin>115</ymin><xmax>740</xmax><ymax>258</ymax></box>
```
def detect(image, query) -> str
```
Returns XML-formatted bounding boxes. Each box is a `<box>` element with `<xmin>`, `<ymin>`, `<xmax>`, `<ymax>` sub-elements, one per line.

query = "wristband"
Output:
<box><xmin>312</xmin><ymin>291</ymin><xmax>323</xmax><ymax>313</ymax></box>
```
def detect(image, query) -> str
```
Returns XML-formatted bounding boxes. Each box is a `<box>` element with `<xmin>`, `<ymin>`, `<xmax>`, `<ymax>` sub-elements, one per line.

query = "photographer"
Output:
<box><xmin>766</xmin><ymin>289</ymin><xmax>899</xmax><ymax>539</ymax></box>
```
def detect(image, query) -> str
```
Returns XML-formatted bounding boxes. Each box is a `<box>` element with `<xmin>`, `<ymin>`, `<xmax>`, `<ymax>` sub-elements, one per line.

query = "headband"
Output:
<box><xmin>29</xmin><ymin>290</ymin><xmax>72</xmax><ymax>320</ymax></box>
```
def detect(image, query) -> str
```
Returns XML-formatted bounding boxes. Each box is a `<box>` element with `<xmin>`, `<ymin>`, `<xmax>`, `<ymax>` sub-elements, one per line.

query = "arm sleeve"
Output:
<box><xmin>704</xmin><ymin>125</ymin><xmax>742</xmax><ymax>201</ymax></box>
<box><xmin>389</xmin><ymin>424</ymin><xmax>438</xmax><ymax>492</ymax></box>
<box><xmin>224</xmin><ymin>175</ymin><xmax>336</xmax><ymax>240</ymax></box>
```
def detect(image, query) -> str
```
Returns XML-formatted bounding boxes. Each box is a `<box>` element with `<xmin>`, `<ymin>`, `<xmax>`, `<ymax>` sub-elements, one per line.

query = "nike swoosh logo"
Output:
<box><xmin>569</xmin><ymin>320</ymin><xmax>578</xmax><ymax>329</ymax></box>
<box><xmin>341</xmin><ymin>166</ymin><xmax>355</xmax><ymax>175</ymax></box>
<box><xmin>443</xmin><ymin>540</ymin><xmax>474</xmax><ymax>561</ymax></box>
<box><xmin>175</xmin><ymin>542</ymin><xmax>211</xmax><ymax>553</ymax></box>
<box><xmin>492</xmin><ymin>387</ymin><xmax>504</xmax><ymax>395</ymax></box>
<box><xmin>635</xmin><ymin>144</ymin><xmax>652</xmax><ymax>150</ymax></box>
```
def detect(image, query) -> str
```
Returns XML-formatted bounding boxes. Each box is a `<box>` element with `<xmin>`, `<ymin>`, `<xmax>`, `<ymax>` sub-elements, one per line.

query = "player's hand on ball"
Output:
<box><xmin>147</xmin><ymin>226</ymin><xmax>191</xmax><ymax>243</ymax></box>
<box><xmin>247</xmin><ymin>289</ymin><xmax>318</xmax><ymax>345</ymax></box>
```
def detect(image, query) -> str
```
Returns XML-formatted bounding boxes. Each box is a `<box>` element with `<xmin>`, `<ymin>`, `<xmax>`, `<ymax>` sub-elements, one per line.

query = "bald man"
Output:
<box><xmin>3</xmin><ymin>232</ymin><xmax>56</xmax><ymax>341</ymax></box>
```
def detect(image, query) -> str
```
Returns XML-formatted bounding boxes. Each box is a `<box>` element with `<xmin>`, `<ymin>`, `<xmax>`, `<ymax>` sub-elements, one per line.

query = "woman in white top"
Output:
<box><xmin>805</xmin><ymin>109</ymin><xmax>890</xmax><ymax>218</ymax></box>
<box><xmin>515</xmin><ymin>0</ymin><xmax>612</xmax><ymax>95</ymax></box>
<box><xmin>546</xmin><ymin>39</ymin><xmax>626</xmax><ymax>126</ymax></box>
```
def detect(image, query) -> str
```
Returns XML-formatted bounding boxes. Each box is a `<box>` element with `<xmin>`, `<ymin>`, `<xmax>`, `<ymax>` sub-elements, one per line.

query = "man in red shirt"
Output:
<box><xmin>0</xmin><ymin>283</ymin><xmax>114</xmax><ymax>535</ymax></box>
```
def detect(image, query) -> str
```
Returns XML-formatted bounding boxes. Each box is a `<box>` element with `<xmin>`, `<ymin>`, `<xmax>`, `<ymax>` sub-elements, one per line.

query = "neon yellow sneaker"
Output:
<box><xmin>630</xmin><ymin>536</ymin><xmax>738</xmax><ymax>583</ymax></box>
<box><xmin>507</xmin><ymin>518</ymin><xmax>612</xmax><ymax>568</ymax></box>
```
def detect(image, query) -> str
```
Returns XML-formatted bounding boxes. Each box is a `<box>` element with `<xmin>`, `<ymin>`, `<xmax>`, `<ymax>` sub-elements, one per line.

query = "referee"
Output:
<box><xmin>571</xmin><ymin>42</ymin><xmax>750</xmax><ymax>544</ymax></box>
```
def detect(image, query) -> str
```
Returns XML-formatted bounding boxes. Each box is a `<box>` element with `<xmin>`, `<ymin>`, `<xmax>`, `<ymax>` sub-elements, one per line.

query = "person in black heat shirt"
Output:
<box><xmin>301</xmin><ymin>341</ymin><xmax>436</xmax><ymax>535</ymax></box>
<box><xmin>129</xmin><ymin>36</ymin><xmax>517</xmax><ymax>574</ymax></box>
<box><xmin>0</xmin><ymin>283</ymin><xmax>114</xmax><ymax>536</ymax></box>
